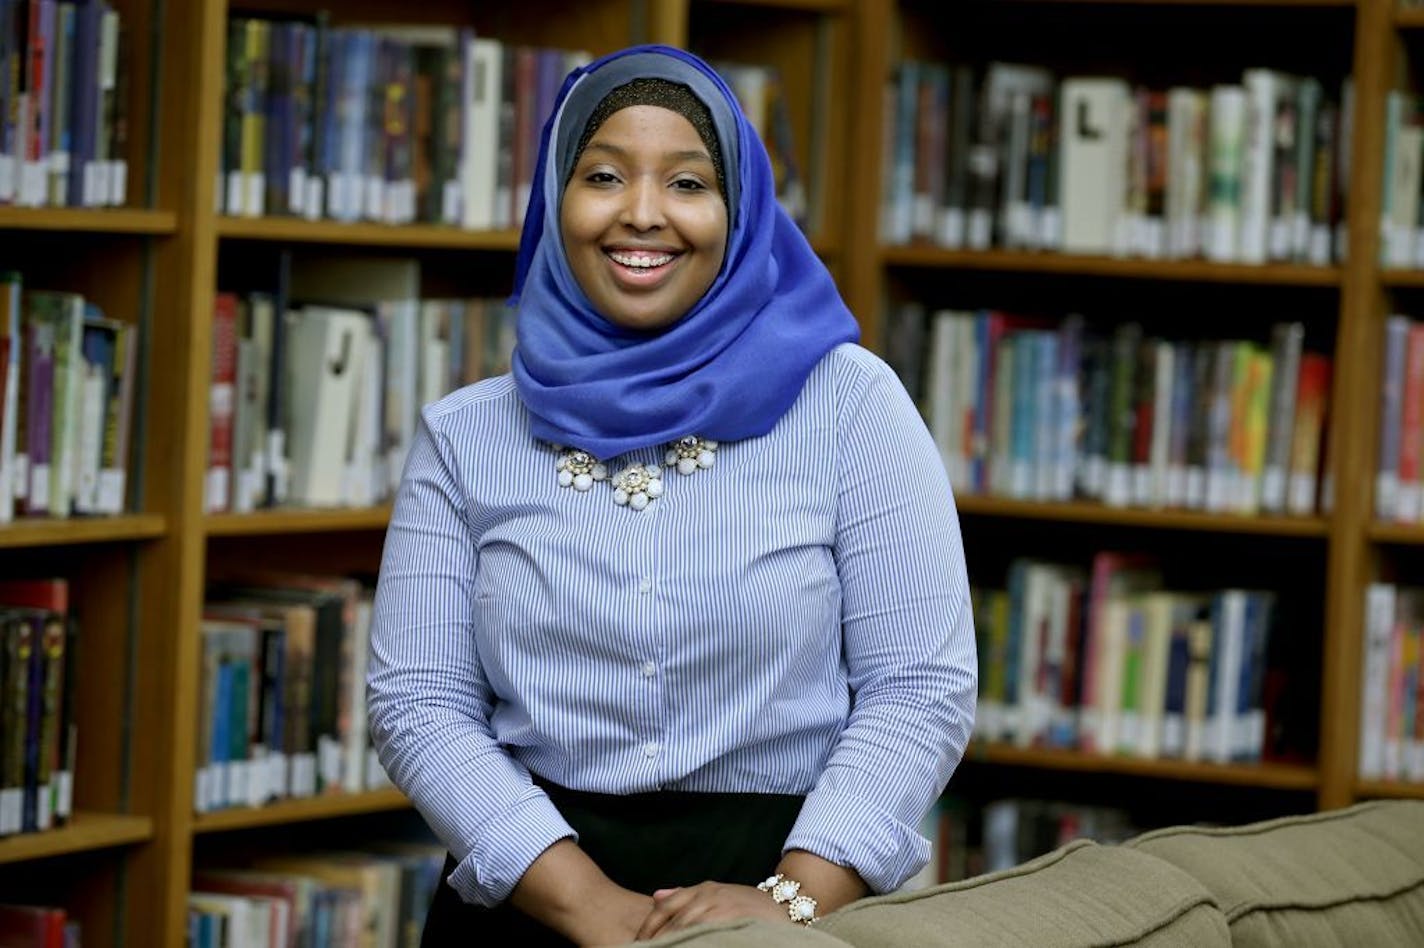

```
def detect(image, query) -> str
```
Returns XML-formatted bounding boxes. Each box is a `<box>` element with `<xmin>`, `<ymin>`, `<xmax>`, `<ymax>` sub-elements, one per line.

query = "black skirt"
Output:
<box><xmin>420</xmin><ymin>780</ymin><xmax>805</xmax><ymax>947</ymax></box>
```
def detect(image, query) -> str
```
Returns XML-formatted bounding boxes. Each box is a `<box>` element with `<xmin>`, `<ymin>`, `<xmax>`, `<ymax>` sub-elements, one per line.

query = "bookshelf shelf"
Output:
<box><xmin>216</xmin><ymin>216</ymin><xmax>522</xmax><ymax>251</ymax></box>
<box><xmin>1366</xmin><ymin>521</ymin><xmax>1424</xmax><ymax>544</ymax></box>
<box><xmin>880</xmin><ymin>246</ymin><xmax>1344</xmax><ymax>286</ymax></box>
<box><xmin>1397</xmin><ymin>8</ymin><xmax>1424</xmax><ymax>28</ymax></box>
<box><xmin>0</xmin><ymin>514</ymin><xmax>167</xmax><ymax>549</ymax></box>
<box><xmin>964</xmin><ymin>742</ymin><xmax>1320</xmax><ymax>791</ymax></box>
<box><xmin>0</xmin><ymin>207</ymin><xmax>178</xmax><ymax>235</ymax></box>
<box><xmin>204</xmin><ymin>506</ymin><xmax>393</xmax><ymax>537</ymax></box>
<box><xmin>1355</xmin><ymin>780</ymin><xmax>1424</xmax><ymax>800</ymax></box>
<box><xmin>1378</xmin><ymin>268</ymin><xmax>1424</xmax><ymax>288</ymax></box>
<box><xmin>0</xmin><ymin>814</ymin><xmax>154</xmax><ymax>866</ymax></box>
<box><xmin>954</xmin><ymin>495</ymin><xmax>1330</xmax><ymax>537</ymax></box>
<box><xmin>191</xmin><ymin>789</ymin><xmax>412</xmax><ymax>834</ymax></box>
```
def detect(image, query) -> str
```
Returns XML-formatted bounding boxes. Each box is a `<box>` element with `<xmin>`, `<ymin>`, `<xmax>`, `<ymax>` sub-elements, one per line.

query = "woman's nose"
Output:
<box><xmin>619</xmin><ymin>178</ymin><xmax>665</xmax><ymax>231</ymax></box>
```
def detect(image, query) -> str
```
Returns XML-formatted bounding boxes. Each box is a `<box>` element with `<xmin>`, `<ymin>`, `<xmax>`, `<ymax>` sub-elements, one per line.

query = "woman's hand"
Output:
<box><xmin>634</xmin><ymin>882</ymin><xmax>788</xmax><ymax>940</ymax></box>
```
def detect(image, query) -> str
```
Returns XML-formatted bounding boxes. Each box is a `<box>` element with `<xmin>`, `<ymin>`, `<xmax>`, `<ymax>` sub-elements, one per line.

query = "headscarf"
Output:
<box><xmin>510</xmin><ymin>45</ymin><xmax>860</xmax><ymax>460</ymax></box>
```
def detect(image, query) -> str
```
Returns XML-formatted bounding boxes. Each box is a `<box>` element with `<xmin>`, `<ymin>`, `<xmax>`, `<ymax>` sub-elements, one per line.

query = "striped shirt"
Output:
<box><xmin>368</xmin><ymin>342</ymin><xmax>977</xmax><ymax>908</ymax></box>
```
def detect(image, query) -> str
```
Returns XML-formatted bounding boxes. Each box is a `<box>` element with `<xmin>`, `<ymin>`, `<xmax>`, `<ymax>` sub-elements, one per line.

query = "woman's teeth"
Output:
<box><xmin>609</xmin><ymin>251</ymin><xmax>674</xmax><ymax>268</ymax></box>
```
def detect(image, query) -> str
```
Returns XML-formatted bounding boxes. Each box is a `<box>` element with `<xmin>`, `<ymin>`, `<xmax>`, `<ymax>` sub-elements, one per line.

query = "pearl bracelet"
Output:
<box><xmin>757</xmin><ymin>873</ymin><xmax>818</xmax><ymax>926</ymax></box>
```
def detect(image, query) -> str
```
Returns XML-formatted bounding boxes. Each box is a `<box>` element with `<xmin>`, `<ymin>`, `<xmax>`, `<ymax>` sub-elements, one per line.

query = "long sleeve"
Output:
<box><xmin>367</xmin><ymin>405</ymin><xmax>575</xmax><ymax>907</ymax></box>
<box><xmin>782</xmin><ymin>350</ymin><xmax>977</xmax><ymax>893</ymax></box>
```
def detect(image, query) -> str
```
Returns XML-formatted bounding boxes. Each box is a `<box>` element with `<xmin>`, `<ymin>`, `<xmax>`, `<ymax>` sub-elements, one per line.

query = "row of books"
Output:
<box><xmin>197</xmin><ymin>573</ymin><xmax>387</xmax><ymax>814</ymax></box>
<box><xmin>906</xmin><ymin>796</ymin><xmax>1138</xmax><ymax>890</ymax></box>
<box><xmin>1360</xmin><ymin>583</ymin><xmax>1424</xmax><ymax>784</ymax></box>
<box><xmin>881</xmin><ymin>60</ymin><xmax>1350</xmax><ymax>265</ymax></box>
<box><xmin>888</xmin><ymin>305</ymin><xmax>1332</xmax><ymax>517</ymax></box>
<box><xmin>1374</xmin><ymin>314</ymin><xmax>1424</xmax><ymax>524</ymax></box>
<box><xmin>0</xmin><ymin>0</ymin><xmax>129</xmax><ymax>209</ymax></box>
<box><xmin>190</xmin><ymin>844</ymin><xmax>443</xmax><ymax>948</ymax></box>
<box><xmin>206</xmin><ymin>257</ymin><xmax>514</xmax><ymax>515</ymax></box>
<box><xmin>972</xmin><ymin>554</ymin><xmax>1280</xmax><ymax>765</ymax></box>
<box><xmin>0</xmin><ymin>903</ymin><xmax>79</xmax><ymax>948</ymax></box>
<box><xmin>0</xmin><ymin>275</ymin><xmax>137</xmax><ymax>524</ymax></box>
<box><xmin>219</xmin><ymin>17</ymin><xmax>809</xmax><ymax>230</ymax></box>
<box><xmin>221</xmin><ymin>16</ymin><xmax>587</xmax><ymax>229</ymax></box>
<box><xmin>0</xmin><ymin>578</ymin><xmax>76</xmax><ymax>838</ymax></box>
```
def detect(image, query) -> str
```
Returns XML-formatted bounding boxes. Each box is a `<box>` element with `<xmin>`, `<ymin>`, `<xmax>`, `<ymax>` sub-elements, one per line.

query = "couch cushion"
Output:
<box><xmin>814</xmin><ymin>839</ymin><xmax>1230</xmax><ymax>947</ymax></box>
<box><xmin>634</xmin><ymin>918</ymin><xmax>851</xmax><ymax>947</ymax></box>
<box><xmin>1125</xmin><ymin>799</ymin><xmax>1424</xmax><ymax>947</ymax></box>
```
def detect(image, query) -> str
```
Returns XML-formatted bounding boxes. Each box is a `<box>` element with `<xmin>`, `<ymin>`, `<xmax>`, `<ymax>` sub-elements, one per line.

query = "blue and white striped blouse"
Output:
<box><xmin>367</xmin><ymin>342</ymin><xmax>977</xmax><ymax>908</ymax></box>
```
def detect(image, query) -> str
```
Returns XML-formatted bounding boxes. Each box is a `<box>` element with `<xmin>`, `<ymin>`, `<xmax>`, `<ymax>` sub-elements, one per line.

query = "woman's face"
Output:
<box><xmin>561</xmin><ymin>105</ymin><xmax>728</xmax><ymax>332</ymax></box>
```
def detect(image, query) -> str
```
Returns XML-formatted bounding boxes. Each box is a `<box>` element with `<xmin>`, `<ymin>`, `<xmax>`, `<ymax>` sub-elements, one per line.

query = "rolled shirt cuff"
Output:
<box><xmin>446</xmin><ymin>789</ymin><xmax>578</xmax><ymax>907</ymax></box>
<box><xmin>783</xmin><ymin>786</ymin><xmax>930</xmax><ymax>894</ymax></box>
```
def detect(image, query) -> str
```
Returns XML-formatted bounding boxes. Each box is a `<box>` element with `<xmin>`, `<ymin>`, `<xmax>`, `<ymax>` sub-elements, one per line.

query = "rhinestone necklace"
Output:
<box><xmin>553</xmin><ymin>436</ymin><xmax>719</xmax><ymax>511</ymax></box>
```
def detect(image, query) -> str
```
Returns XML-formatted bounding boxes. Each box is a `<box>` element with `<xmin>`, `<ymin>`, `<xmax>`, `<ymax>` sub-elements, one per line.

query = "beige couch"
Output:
<box><xmin>633</xmin><ymin>798</ymin><xmax>1424</xmax><ymax>947</ymax></box>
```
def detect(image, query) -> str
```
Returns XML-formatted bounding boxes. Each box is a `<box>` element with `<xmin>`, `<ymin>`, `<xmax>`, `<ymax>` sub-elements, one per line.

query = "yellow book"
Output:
<box><xmin>1242</xmin><ymin>349</ymin><xmax>1274</xmax><ymax>514</ymax></box>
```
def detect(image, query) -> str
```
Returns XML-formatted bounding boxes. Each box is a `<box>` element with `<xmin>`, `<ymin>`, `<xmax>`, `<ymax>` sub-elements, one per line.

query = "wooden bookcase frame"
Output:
<box><xmin>2</xmin><ymin>0</ymin><xmax>1420</xmax><ymax>944</ymax></box>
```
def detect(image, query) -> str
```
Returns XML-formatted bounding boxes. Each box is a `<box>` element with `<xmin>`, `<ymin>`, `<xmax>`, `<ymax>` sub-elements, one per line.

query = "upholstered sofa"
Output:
<box><xmin>632</xmin><ymin>798</ymin><xmax>1424</xmax><ymax>947</ymax></box>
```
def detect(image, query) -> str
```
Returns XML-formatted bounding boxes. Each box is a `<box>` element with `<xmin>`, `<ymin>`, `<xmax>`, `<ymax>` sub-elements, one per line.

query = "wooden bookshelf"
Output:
<box><xmin>8</xmin><ymin>0</ymin><xmax>1415</xmax><ymax>944</ymax></box>
<box><xmin>0</xmin><ymin>514</ymin><xmax>167</xmax><ymax>548</ymax></box>
<box><xmin>848</xmin><ymin>0</ymin><xmax>1386</xmax><ymax>826</ymax></box>
<box><xmin>216</xmin><ymin>216</ymin><xmax>522</xmax><ymax>251</ymax></box>
<box><xmin>204</xmin><ymin>506</ymin><xmax>392</xmax><ymax>537</ymax></box>
<box><xmin>1378</xmin><ymin>267</ymin><xmax>1424</xmax><ymax>287</ymax></box>
<box><xmin>0</xmin><ymin>208</ymin><xmax>178</xmax><ymax>234</ymax></box>
<box><xmin>1367</xmin><ymin>521</ymin><xmax>1424</xmax><ymax>544</ymax></box>
<box><xmin>0</xmin><ymin>814</ymin><xmax>154</xmax><ymax>866</ymax></box>
<box><xmin>963</xmin><ymin>743</ymin><xmax>1320</xmax><ymax>791</ymax></box>
<box><xmin>954</xmin><ymin>495</ymin><xmax>1331</xmax><ymax>537</ymax></box>
<box><xmin>191</xmin><ymin>790</ymin><xmax>412</xmax><ymax>834</ymax></box>
<box><xmin>1355</xmin><ymin>780</ymin><xmax>1424</xmax><ymax>800</ymax></box>
<box><xmin>1397</xmin><ymin>6</ymin><xmax>1424</xmax><ymax>28</ymax></box>
<box><xmin>880</xmin><ymin>246</ymin><xmax>1344</xmax><ymax>286</ymax></box>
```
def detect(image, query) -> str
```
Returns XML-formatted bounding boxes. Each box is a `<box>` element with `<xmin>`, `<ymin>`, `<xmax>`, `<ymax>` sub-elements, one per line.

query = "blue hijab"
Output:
<box><xmin>510</xmin><ymin>45</ymin><xmax>860</xmax><ymax>461</ymax></box>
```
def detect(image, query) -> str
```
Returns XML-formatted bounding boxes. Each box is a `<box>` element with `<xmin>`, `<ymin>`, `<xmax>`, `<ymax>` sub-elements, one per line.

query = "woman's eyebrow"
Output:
<box><xmin>582</xmin><ymin>141</ymin><xmax>713</xmax><ymax>165</ymax></box>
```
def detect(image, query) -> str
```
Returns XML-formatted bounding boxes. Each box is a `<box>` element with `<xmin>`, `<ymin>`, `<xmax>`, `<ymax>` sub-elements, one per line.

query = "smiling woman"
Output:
<box><xmin>367</xmin><ymin>45</ymin><xmax>978</xmax><ymax>948</ymax></box>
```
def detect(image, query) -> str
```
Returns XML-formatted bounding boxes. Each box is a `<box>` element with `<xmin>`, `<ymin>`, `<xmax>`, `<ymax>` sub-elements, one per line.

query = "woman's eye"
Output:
<box><xmin>672</xmin><ymin>177</ymin><xmax>707</xmax><ymax>191</ymax></box>
<box><xmin>586</xmin><ymin>171</ymin><xmax>619</xmax><ymax>184</ymax></box>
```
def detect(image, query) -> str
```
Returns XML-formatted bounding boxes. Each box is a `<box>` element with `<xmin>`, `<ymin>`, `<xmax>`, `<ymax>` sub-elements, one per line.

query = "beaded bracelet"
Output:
<box><xmin>757</xmin><ymin>873</ymin><xmax>818</xmax><ymax>926</ymax></box>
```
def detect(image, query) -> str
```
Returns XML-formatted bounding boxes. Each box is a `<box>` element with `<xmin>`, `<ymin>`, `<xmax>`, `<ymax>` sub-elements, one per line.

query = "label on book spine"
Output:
<box><xmin>30</xmin><ymin>464</ymin><xmax>50</xmax><ymax>509</ymax></box>
<box><xmin>443</xmin><ymin>180</ymin><xmax>462</xmax><ymax>227</ymax></box>
<box><xmin>0</xmin><ymin>155</ymin><xmax>15</xmax><ymax>202</ymax></box>
<box><xmin>304</xmin><ymin>178</ymin><xmax>324</xmax><ymax>221</ymax></box>
<box><xmin>54</xmin><ymin>770</ymin><xmax>73</xmax><ymax>820</ymax></box>
<box><xmin>0</xmin><ymin>787</ymin><xmax>21</xmax><ymax>834</ymax></box>
<box><xmin>226</xmin><ymin>172</ymin><xmax>244</xmax><ymax>217</ymax></box>
<box><xmin>292</xmin><ymin>752</ymin><xmax>316</xmax><ymax>798</ymax></box>
<box><xmin>289</xmin><ymin>168</ymin><xmax>307</xmax><ymax>215</ymax></box>
<box><xmin>111</xmin><ymin>161</ymin><xmax>127</xmax><ymax>206</ymax></box>
<box><xmin>245</xmin><ymin>174</ymin><xmax>265</xmax><ymax>219</ymax></box>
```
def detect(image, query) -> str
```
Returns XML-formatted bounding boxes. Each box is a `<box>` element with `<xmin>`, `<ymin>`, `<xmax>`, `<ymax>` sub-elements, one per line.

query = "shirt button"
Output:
<box><xmin>638</xmin><ymin>577</ymin><xmax>653</xmax><ymax>594</ymax></box>
<box><xmin>640</xmin><ymin>661</ymin><xmax>657</xmax><ymax>678</ymax></box>
<box><xmin>643</xmin><ymin>742</ymin><xmax>660</xmax><ymax>758</ymax></box>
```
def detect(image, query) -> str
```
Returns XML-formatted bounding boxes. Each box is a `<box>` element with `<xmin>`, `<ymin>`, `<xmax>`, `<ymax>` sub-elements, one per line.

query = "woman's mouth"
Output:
<box><xmin>605</xmin><ymin>249</ymin><xmax>680</xmax><ymax>286</ymax></box>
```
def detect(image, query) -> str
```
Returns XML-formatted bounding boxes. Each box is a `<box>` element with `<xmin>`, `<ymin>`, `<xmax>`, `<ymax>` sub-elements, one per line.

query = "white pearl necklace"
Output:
<box><xmin>553</xmin><ymin>436</ymin><xmax>718</xmax><ymax>511</ymax></box>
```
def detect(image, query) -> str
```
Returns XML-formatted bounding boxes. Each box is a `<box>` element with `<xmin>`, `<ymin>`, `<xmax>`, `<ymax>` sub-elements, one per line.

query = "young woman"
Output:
<box><xmin>367</xmin><ymin>45</ymin><xmax>977</xmax><ymax>946</ymax></box>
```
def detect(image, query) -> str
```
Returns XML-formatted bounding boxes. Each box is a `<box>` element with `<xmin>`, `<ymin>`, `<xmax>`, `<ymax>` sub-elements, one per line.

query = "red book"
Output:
<box><xmin>1398</xmin><ymin>325</ymin><xmax>1424</xmax><ymax>521</ymax></box>
<box><xmin>0</xmin><ymin>578</ymin><xmax>68</xmax><ymax>614</ymax></box>
<box><xmin>1288</xmin><ymin>353</ymin><xmax>1332</xmax><ymax>516</ymax></box>
<box><xmin>0</xmin><ymin>903</ymin><xmax>65</xmax><ymax>948</ymax></box>
<box><xmin>206</xmin><ymin>293</ymin><xmax>239</xmax><ymax>514</ymax></box>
